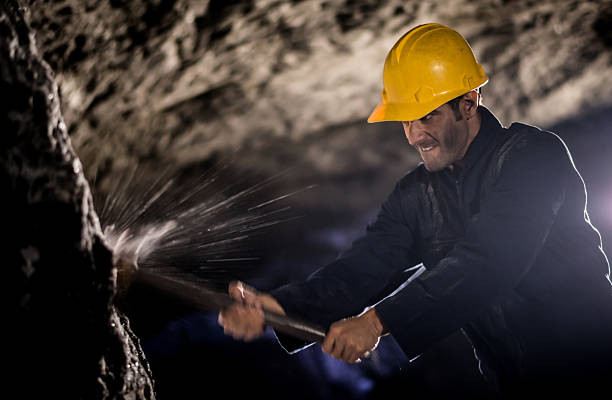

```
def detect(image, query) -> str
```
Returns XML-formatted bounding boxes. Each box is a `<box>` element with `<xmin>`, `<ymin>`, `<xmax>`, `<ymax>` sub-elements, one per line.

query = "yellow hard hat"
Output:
<box><xmin>368</xmin><ymin>23</ymin><xmax>488</xmax><ymax>123</ymax></box>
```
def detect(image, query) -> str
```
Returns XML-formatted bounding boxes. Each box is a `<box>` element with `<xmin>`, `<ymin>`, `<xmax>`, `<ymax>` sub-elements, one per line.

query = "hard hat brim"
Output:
<box><xmin>367</xmin><ymin>102</ymin><xmax>388</xmax><ymax>123</ymax></box>
<box><xmin>367</xmin><ymin>98</ymin><xmax>451</xmax><ymax>123</ymax></box>
<box><xmin>367</xmin><ymin>78</ymin><xmax>488</xmax><ymax>123</ymax></box>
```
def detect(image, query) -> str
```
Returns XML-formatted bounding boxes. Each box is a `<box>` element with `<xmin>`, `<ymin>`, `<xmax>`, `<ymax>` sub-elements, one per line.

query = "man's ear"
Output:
<box><xmin>461</xmin><ymin>90</ymin><xmax>479</xmax><ymax>119</ymax></box>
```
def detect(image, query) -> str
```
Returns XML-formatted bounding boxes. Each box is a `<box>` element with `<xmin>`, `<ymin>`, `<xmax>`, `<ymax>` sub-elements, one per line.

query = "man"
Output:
<box><xmin>219</xmin><ymin>23</ymin><xmax>612</xmax><ymax>396</ymax></box>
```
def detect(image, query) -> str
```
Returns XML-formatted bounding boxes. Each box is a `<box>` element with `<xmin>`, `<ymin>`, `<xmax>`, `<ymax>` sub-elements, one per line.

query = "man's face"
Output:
<box><xmin>402</xmin><ymin>102</ymin><xmax>470</xmax><ymax>172</ymax></box>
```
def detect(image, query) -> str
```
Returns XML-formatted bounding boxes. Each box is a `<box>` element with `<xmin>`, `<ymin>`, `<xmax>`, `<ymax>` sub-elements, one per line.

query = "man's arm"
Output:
<box><xmin>219</xmin><ymin>177</ymin><xmax>421</xmax><ymax>352</ymax></box>
<box><xmin>270</xmin><ymin>177</ymin><xmax>420</xmax><ymax>339</ymax></box>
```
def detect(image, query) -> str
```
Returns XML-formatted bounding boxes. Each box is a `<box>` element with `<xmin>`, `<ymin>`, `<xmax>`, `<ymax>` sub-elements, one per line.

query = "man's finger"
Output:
<box><xmin>330</xmin><ymin>340</ymin><xmax>346</xmax><ymax>360</ymax></box>
<box><xmin>322</xmin><ymin>333</ymin><xmax>335</xmax><ymax>356</ymax></box>
<box><xmin>228</xmin><ymin>281</ymin><xmax>244</xmax><ymax>301</ymax></box>
<box><xmin>339</xmin><ymin>342</ymin><xmax>356</xmax><ymax>362</ymax></box>
<box><xmin>228</xmin><ymin>280</ymin><xmax>262</xmax><ymax>308</ymax></box>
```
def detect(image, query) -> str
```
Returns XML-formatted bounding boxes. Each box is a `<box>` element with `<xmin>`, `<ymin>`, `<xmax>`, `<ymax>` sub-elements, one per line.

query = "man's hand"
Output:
<box><xmin>217</xmin><ymin>281</ymin><xmax>285</xmax><ymax>341</ymax></box>
<box><xmin>322</xmin><ymin>308</ymin><xmax>386</xmax><ymax>363</ymax></box>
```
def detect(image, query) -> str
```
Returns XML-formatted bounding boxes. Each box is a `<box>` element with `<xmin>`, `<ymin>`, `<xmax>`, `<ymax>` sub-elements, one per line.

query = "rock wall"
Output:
<box><xmin>2</xmin><ymin>1</ymin><xmax>155</xmax><ymax>398</ymax></box>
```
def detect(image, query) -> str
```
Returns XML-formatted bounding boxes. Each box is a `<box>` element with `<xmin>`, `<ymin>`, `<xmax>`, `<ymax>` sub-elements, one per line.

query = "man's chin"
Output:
<box><xmin>422</xmin><ymin>160</ymin><xmax>447</xmax><ymax>172</ymax></box>
<box><xmin>420</xmin><ymin>150</ymin><xmax>450</xmax><ymax>172</ymax></box>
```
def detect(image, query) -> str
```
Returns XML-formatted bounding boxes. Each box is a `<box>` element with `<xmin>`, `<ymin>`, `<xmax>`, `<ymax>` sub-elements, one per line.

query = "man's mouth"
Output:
<box><xmin>418</xmin><ymin>144</ymin><xmax>436</xmax><ymax>152</ymax></box>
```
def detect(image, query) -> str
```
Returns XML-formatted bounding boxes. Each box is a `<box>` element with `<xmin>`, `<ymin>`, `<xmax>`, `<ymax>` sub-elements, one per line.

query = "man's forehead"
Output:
<box><xmin>404</xmin><ymin>103</ymin><xmax>450</xmax><ymax>123</ymax></box>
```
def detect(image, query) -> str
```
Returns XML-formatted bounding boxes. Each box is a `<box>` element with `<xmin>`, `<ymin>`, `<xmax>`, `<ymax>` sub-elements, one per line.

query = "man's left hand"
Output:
<box><xmin>322</xmin><ymin>308</ymin><xmax>386</xmax><ymax>363</ymax></box>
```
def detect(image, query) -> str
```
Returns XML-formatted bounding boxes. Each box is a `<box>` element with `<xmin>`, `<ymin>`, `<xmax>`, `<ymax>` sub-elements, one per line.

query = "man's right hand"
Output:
<box><xmin>217</xmin><ymin>281</ymin><xmax>285</xmax><ymax>341</ymax></box>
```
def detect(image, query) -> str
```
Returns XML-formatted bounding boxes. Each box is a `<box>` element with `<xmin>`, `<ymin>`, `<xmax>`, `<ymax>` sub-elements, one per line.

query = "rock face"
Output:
<box><xmin>2</xmin><ymin>1</ymin><xmax>155</xmax><ymax>398</ymax></box>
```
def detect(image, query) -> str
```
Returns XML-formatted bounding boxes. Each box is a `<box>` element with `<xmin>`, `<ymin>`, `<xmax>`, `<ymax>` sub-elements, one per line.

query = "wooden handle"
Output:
<box><xmin>133</xmin><ymin>269</ymin><xmax>326</xmax><ymax>343</ymax></box>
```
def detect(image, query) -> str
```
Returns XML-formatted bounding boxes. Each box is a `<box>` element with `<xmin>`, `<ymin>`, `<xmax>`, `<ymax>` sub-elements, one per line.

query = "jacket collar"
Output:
<box><xmin>453</xmin><ymin>106</ymin><xmax>504</xmax><ymax>173</ymax></box>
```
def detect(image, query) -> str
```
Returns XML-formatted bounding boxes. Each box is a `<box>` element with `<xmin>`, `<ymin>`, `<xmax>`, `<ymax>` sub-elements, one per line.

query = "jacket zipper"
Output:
<box><xmin>455</xmin><ymin>176</ymin><xmax>466</xmax><ymax>228</ymax></box>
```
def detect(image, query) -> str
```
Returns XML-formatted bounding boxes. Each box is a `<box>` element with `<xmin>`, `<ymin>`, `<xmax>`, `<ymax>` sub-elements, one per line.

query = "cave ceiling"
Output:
<box><xmin>26</xmin><ymin>0</ymin><xmax>612</xmax><ymax>221</ymax></box>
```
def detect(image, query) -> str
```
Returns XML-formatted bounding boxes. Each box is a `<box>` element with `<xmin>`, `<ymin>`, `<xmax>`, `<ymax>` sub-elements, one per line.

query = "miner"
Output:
<box><xmin>218</xmin><ymin>23</ymin><xmax>612</xmax><ymax>396</ymax></box>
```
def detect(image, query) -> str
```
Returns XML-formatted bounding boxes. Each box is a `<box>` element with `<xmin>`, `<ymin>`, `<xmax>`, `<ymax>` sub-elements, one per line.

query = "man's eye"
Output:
<box><xmin>421</xmin><ymin>113</ymin><xmax>433</xmax><ymax>121</ymax></box>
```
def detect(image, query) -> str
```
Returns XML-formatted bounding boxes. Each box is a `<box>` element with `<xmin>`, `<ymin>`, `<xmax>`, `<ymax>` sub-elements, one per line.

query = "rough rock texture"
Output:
<box><xmin>25</xmin><ymin>0</ymin><xmax>612</xmax><ymax>197</ymax></box>
<box><xmin>2</xmin><ymin>1</ymin><xmax>155</xmax><ymax>398</ymax></box>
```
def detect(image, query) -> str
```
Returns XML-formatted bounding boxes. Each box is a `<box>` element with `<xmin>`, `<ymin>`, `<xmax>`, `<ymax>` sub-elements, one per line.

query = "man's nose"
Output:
<box><xmin>402</xmin><ymin>121</ymin><xmax>426</xmax><ymax>145</ymax></box>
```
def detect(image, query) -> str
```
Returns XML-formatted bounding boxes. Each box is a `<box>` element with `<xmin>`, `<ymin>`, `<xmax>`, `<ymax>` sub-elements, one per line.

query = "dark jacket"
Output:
<box><xmin>271</xmin><ymin>107</ymin><xmax>612</xmax><ymax>393</ymax></box>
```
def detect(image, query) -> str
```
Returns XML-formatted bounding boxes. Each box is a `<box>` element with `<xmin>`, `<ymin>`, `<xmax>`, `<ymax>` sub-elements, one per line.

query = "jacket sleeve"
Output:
<box><xmin>375</xmin><ymin>129</ymin><xmax>571</xmax><ymax>360</ymax></box>
<box><xmin>270</xmin><ymin>177</ymin><xmax>420</xmax><ymax>352</ymax></box>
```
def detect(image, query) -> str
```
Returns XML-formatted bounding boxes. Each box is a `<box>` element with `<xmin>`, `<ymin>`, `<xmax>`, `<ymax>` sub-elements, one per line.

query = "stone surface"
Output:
<box><xmin>2</xmin><ymin>1</ymin><xmax>155</xmax><ymax>398</ymax></box>
<box><xmin>25</xmin><ymin>0</ymin><xmax>612</xmax><ymax>194</ymax></box>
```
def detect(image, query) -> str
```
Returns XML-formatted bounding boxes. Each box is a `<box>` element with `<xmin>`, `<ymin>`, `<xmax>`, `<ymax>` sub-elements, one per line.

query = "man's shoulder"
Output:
<box><xmin>493</xmin><ymin>120</ymin><xmax>571</xmax><ymax>173</ymax></box>
<box><xmin>500</xmin><ymin>121</ymin><xmax>568</xmax><ymax>156</ymax></box>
